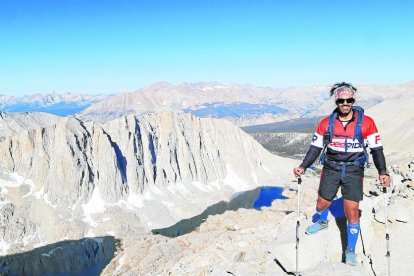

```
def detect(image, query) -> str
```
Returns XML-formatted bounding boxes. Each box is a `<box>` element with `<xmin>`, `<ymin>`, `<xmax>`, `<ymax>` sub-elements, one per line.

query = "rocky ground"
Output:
<box><xmin>100</xmin><ymin>159</ymin><xmax>414</xmax><ymax>275</ymax></box>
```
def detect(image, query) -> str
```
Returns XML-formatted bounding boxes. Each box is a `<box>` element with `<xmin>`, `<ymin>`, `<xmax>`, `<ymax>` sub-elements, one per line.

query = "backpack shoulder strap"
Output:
<box><xmin>328</xmin><ymin>112</ymin><xmax>336</xmax><ymax>143</ymax></box>
<box><xmin>353</xmin><ymin>106</ymin><xmax>364</xmax><ymax>143</ymax></box>
<box><xmin>353</xmin><ymin>106</ymin><xmax>370</xmax><ymax>167</ymax></box>
<box><xmin>320</xmin><ymin>111</ymin><xmax>336</xmax><ymax>165</ymax></box>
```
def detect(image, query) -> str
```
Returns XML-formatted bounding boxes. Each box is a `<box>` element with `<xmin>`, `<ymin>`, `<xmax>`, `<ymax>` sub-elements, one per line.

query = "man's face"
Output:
<box><xmin>335</xmin><ymin>97</ymin><xmax>355</xmax><ymax>115</ymax></box>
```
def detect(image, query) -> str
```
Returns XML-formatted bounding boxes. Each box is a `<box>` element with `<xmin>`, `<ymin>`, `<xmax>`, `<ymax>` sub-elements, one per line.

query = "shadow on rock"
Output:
<box><xmin>0</xmin><ymin>236</ymin><xmax>120</xmax><ymax>276</ymax></box>
<box><xmin>152</xmin><ymin>186</ymin><xmax>287</xmax><ymax>237</ymax></box>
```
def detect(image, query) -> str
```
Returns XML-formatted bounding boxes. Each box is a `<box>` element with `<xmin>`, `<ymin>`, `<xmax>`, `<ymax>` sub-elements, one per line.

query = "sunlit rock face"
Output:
<box><xmin>0</xmin><ymin>111</ymin><xmax>295</xmax><ymax>261</ymax></box>
<box><xmin>0</xmin><ymin>111</ymin><xmax>61</xmax><ymax>139</ymax></box>
<box><xmin>0</xmin><ymin>116</ymin><xmax>126</xmax><ymax>206</ymax></box>
<box><xmin>0</xmin><ymin>112</ymin><xmax>284</xmax><ymax>206</ymax></box>
<box><xmin>103</xmin><ymin>111</ymin><xmax>279</xmax><ymax>192</ymax></box>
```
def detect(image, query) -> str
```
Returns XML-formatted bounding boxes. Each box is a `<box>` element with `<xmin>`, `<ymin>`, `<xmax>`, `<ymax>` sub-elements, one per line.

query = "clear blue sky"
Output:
<box><xmin>1</xmin><ymin>0</ymin><xmax>413</xmax><ymax>95</ymax></box>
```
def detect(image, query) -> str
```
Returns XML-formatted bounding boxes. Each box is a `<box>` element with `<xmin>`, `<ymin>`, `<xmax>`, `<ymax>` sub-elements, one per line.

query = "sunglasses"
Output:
<box><xmin>336</xmin><ymin>98</ymin><xmax>355</xmax><ymax>104</ymax></box>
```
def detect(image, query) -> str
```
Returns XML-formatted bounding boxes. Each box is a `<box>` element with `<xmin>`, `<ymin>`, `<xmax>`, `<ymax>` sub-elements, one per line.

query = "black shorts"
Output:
<box><xmin>318</xmin><ymin>166</ymin><xmax>364</xmax><ymax>202</ymax></box>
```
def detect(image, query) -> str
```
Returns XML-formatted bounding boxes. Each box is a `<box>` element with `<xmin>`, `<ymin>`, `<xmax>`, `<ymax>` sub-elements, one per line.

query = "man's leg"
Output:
<box><xmin>316</xmin><ymin>196</ymin><xmax>332</xmax><ymax>212</ymax></box>
<box><xmin>344</xmin><ymin>199</ymin><xmax>360</xmax><ymax>265</ymax></box>
<box><xmin>311</xmin><ymin>196</ymin><xmax>331</xmax><ymax>222</ymax></box>
<box><xmin>306</xmin><ymin>167</ymin><xmax>340</xmax><ymax>234</ymax></box>
<box><xmin>344</xmin><ymin>199</ymin><xmax>360</xmax><ymax>224</ymax></box>
<box><xmin>306</xmin><ymin>196</ymin><xmax>331</xmax><ymax>234</ymax></box>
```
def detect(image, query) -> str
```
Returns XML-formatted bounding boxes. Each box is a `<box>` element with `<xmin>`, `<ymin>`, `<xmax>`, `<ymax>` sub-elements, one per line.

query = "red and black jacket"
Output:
<box><xmin>300</xmin><ymin>108</ymin><xmax>387</xmax><ymax>174</ymax></box>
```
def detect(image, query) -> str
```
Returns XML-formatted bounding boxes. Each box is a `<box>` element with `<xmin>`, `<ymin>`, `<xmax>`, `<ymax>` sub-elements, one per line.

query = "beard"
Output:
<box><xmin>338</xmin><ymin>109</ymin><xmax>350</xmax><ymax>116</ymax></box>
<box><xmin>337</xmin><ymin>107</ymin><xmax>352</xmax><ymax>117</ymax></box>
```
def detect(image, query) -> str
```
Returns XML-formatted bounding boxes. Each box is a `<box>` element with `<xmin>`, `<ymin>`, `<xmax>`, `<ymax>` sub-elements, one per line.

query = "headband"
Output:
<box><xmin>334</xmin><ymin>86</ymin><xmax>355</xmax><ymax>99</ymax></box>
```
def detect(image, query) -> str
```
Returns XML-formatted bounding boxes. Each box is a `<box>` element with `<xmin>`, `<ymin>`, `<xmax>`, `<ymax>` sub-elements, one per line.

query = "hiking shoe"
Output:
<box><xmin>345</xmin><ymin>250</ymin><xmax>357</xmax><ymax>266</ymax></box>
<box><xmin>305</xmin><ymin>220</ymin><xmax>328</xmax><ymax>234</ymax></box>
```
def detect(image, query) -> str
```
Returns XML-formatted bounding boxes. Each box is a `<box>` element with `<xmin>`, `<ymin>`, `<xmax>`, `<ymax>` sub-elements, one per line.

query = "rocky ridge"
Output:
<box><xmin>0</xmin><ymin>111</ymin><xmax>61</xmax><ymax>141</ymax></box>
<box><xmin>0</xmin><ymin>111</ymin><xmax>295</xmax><ymax>259</ymax></box>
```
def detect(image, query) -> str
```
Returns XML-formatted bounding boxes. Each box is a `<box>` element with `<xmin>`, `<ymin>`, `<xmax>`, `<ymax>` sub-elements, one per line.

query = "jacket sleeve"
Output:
<box><xmin>300</xmin><ymin>145</ymin><xmax>322</xmax><ymax>169</ymax></box>
<box><xmin>371</xmin><ymin>148</ymin><xmax>388</xmax><ymax>175</ymax></box>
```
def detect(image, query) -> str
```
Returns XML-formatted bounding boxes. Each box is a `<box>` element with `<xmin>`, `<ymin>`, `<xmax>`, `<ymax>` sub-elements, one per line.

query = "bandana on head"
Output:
<box><xmin>334</xmin><ymin>86</ymin><xmax>355</xmax><ymax>99</ymax></box>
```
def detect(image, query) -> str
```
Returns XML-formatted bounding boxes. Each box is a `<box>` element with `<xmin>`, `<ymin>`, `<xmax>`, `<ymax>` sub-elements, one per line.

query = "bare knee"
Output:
<box><xmin>316</xmin><ymin>196</ymin><xmax>331</xmax><ymax>211</ymax></box>
<box><xmin>344</xmin><ymin>199</ymin><xmax>360</xmax><ymax>224</ymax></box>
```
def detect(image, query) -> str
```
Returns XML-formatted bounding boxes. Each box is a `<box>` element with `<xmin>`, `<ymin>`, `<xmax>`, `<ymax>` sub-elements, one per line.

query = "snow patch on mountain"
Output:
<box><xmin>0</xmin><ymin>238</ymin><xmax>10</xmax><ymax>255</ymax></box>
<box><xmin>82</xmin><ymin>187</ymin><xmax>107</xmax><ymax>227</ymax></box>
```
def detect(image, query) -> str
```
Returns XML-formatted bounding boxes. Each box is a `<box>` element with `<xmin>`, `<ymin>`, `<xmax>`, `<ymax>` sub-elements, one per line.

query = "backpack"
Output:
<box><xmin>319</xmin><ymin>106</ymin><xmax>369</xmax><ymax>168</ymax></box>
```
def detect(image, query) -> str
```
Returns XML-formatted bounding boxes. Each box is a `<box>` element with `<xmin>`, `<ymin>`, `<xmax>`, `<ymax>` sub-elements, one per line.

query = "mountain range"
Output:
<box><xmin>77</xmin><ymin>81</ymin><xmax>414</xmax><ymax>126</ymax></box>
<box><xmin>3</xmin><ymin>81</ymin><xmax>414</xmax><ymax>127</ymax></box>
<box><xmin>0</xmin><ymin>81</ymin><xmax>413</xmax><ymax>274</ymax></box>
<box><xmin>0</xmin><ymin>93</ymin><xmax>110</xmax><ymax>116</ymax></box>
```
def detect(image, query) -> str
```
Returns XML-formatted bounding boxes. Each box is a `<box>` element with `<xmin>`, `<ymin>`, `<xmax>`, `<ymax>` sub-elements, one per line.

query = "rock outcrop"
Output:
<box><xmin>103</xmin><ymin>111</ymin><xmax>278</xmax><ymax>192</ymax></box>
<box><xmin>0</xmin><ymin>112</ymin><xmax>288</xmax><ymax>206</ymax></box>
<box><xmin>0</xmin><ymin>111</ymin><xmax>295</xmax><ymax>258</ymax></box>
<box><xmin>0</xmin><ymin>111</ymin><xmax>61</xmax><ymax>140</ymax></box>
<box><xmin>0</xmin><ymin>203</ymin><xmax>37</xmax><ymax>253</ymax></box>
<box><xmin>0</xmin><ymin>116</ymin><xmax>126</xmax><ymax>206</ymax></box>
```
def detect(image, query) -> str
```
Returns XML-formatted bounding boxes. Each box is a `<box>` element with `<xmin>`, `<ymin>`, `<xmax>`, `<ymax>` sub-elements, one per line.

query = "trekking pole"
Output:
<box><xmin>296</xmin><ymin>178</ymin><xmax>302</xmax><ymax>275</ymax></box>
<box><xmin>383</xmin><ymin>187</ymin><xmax>390</xmax><ymax>276</ymax></box>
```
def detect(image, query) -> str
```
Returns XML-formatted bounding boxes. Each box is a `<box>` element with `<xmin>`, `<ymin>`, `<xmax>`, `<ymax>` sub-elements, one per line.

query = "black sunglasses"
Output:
<box><xmin>336</xmin><ymin>98</ymin><xmax>355</xmax><ymax>104</ymax></box>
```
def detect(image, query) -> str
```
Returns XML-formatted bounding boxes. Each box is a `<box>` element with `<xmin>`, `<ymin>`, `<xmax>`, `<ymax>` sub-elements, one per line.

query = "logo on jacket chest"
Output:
<box><xmin>330</xmin><ymin>141</ymin><xmax>363</xmax><ymax>149</ymax></box>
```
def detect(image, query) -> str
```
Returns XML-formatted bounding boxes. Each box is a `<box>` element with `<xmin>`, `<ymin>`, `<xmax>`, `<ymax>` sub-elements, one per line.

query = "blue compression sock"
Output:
<box><xmin>312</xmin><ymin>208</ymin><xmax>329</xmax><ymax>223</ymax></box>
<box><xmin>347</xmin><ymin>222</ymin><xmax>361</xmax><ymax>252</ymax></box>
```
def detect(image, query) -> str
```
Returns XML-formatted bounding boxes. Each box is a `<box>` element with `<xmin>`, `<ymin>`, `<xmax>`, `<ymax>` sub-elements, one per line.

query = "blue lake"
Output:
<box><xmin>253</xmin><ymin>186</ymin><xmax>288</xmax><ymax>209</ymax></box>
<box><xmin>185</xmin><ymin>102</ymin><xmax>288</xmax><ymax>118</ymax></box>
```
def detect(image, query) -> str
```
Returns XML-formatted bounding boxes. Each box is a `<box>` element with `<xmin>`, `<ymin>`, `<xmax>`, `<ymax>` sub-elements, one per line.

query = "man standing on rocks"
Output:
<box><xmin>293</xmin><ymin>82</ymin><xmax>391</xmax><ymax>266</ymax></box>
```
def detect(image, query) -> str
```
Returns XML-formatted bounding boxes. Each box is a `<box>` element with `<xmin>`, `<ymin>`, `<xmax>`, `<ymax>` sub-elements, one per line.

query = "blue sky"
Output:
<box><xmin>1</xmin><ymin>0</ymin><xmax>413</xmax><ymax>96</ymax></box>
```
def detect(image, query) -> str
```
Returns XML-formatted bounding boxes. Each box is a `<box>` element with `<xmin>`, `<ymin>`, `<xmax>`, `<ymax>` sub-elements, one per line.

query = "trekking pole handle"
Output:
<box><xmin>298</xmin><ymin>178</ymin><xmax>302</xmax><ymax>185</ymax></box>
<box><xmin>383</xmin><ymin>187</ymin><xmax>387</xmax><ymax>193</ymax></box>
